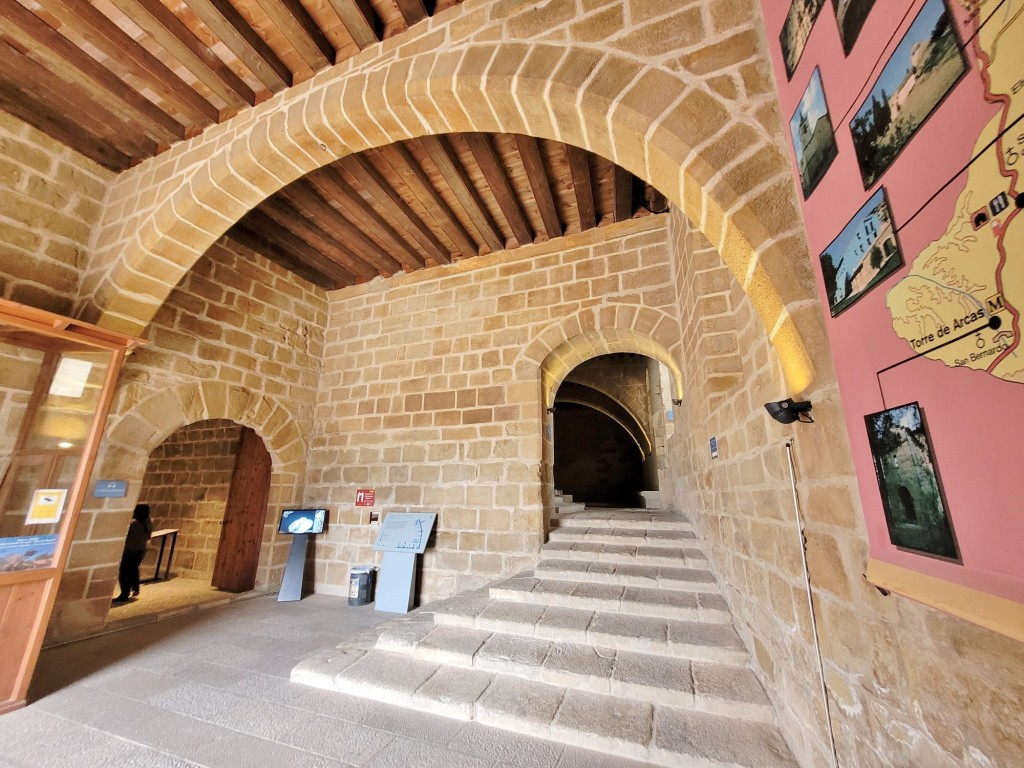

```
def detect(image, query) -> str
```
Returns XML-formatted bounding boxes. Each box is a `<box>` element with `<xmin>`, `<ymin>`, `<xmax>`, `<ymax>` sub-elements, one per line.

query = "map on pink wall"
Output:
<box><xmin>761</xmin><ymin>0</ymin><xmax>1024</xmax><ymax>629</ymax></box>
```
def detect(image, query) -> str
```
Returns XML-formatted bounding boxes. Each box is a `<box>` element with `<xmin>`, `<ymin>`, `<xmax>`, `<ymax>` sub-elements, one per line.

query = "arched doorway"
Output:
<box><xmin>106</xmin><ymin>419</ymin><xmax>272</xmax><ymax>620</ymax></box>
<box><xmin>552</xmin><ymin>353</ymin><xmax>668</xmax><ymax>508</ymax></box>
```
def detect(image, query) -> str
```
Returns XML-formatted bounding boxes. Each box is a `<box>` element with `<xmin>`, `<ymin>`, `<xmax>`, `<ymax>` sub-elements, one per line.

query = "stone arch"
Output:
<box><xmin>79</xmin><ymin>4</ymin><xmax>816</xmax><ymax>394</ymax></box>
<box><xmin>48</xmin><ymin>381</ymin><xmax>306</xmax><ymax>642</ymax></box>
<box><xmin>518</xmin><ymin>304</ymin><xmax>684</xmax><ymax>409</ymax></box>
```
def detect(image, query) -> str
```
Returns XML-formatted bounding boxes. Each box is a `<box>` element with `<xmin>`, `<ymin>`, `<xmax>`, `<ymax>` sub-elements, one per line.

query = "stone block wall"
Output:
<box><xmin>137</xmin><ymin>419</ymin><xmax>243</xmax><ymax>581</ymax></box>
<box><xmin>46</xmin><ymin>237</ymin><xmax>327</xmax><ymax>642</ymax></box>
<box><xmin>665</xmin><ymin>209</ymin><xmax>1024</xmax><ymax>767</ymax></box>
<box><xmin>306</xmin><ymin>215</ymin><xmax>675</xmax><ymax>599</ymax></box>
<box><xmin>0</xmin><ymin>113</ymin><xmax>111</xmax><ymax>315</ymax></box>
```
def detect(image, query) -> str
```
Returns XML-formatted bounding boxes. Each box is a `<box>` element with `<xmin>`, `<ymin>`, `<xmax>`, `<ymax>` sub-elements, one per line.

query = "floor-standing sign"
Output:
<box><xmin>372</xmin><ymin>513</ymin><xmax>437</xmax><ymax>613</ymax></box>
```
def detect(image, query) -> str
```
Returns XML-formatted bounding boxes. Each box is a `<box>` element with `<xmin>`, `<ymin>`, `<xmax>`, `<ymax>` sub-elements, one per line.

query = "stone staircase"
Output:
<box><xmin>292</xmin><ymin>509</ymin><xmax>797</xmax><ymax>767</ymax></box>
<box><xmin>554</xmin><ymin>489</ymin><xmax>586</xmax><ymax>513</ymax></box>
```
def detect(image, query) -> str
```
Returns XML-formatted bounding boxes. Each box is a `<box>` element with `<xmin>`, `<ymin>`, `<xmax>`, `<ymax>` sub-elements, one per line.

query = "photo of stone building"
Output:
<box><xmin>1</xmin><ymin>2</ymin><xmax>1021</xmax><ymax>768</ymax></box>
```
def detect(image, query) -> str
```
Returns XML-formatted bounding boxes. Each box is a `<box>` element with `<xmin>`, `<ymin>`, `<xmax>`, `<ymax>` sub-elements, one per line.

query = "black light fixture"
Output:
<box><xmin>764</xmin><ymin>399</ymin><xmax>813</xmax><ymax>424</ymax></box>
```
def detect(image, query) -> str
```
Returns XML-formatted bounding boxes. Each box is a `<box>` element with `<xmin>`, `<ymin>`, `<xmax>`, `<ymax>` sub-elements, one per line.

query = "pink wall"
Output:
<box><xmin>760</xmin><ymin>0</ymin><xmax>1023</xmax><ymax>603</ymax></box>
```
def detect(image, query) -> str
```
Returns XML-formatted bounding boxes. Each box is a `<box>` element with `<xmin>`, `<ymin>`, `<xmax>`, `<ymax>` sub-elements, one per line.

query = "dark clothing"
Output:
<box><xmin>115</xmin><ymin>518</ymin><xmax>151</xmax><ymax>601</ymax></box>
<box><xmin>117</xmin><ymin>549</ymin><xmax>146</xmax><ymax>599</ymax></box>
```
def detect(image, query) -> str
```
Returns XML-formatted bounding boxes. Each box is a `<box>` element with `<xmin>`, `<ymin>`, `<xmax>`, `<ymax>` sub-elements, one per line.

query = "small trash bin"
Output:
<box><xmin>348</xmin><ymin>566</ymin><xmax>375</xmax><ymax>606</ymax></box>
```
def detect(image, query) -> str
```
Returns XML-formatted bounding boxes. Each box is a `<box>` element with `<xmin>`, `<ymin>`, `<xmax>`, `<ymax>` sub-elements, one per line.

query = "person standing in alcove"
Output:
<box><xmin>113</xmin><ymin>503</ymin><xmax>152</xmax><ymax>605</ymax></box>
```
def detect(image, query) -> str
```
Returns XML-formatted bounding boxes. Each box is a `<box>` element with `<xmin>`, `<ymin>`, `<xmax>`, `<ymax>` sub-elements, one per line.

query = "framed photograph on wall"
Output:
<box><xmin>820</xmin><ymin>187</ymin><xmax>903</xmax><ymax>316</ymax></box>
<box><xmin>850</xmin><ymin>0</ymin><xmax>966</xmax><ymax>188</ymax></box>
<box><xmin>865</xmin><ymin>402</ymin><xmax>959</xmax><ymax>561</ymax></box>
<box><xmin>780</xmin><ymin>0</ymin><xmax>827</xmax><ymax>79</ymax></box>
<box><xmin>790</xmin><ymin>67</ymin><xmax>839</xmax><ymax>198</ymax></box>
<box><xmin>832</xmin><ymin>0</ymin><xmax>879</xmax><ymax>55</ymax></box>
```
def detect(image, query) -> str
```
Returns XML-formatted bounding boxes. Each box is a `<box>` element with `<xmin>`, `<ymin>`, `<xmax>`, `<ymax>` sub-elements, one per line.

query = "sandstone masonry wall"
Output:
<box><xmin>138</xmin><ymin>419</ymin><xmax>243</xmax><ymax>581</ymax></box>
<box><xmin>306</xmin><ymin>215</ymin><xmax>675</xmax><ymax>599</ymax></box>
<box><xmin>665</xmin><ymin>209</ymin><xmax>1024</xmax><ymax>768</ymax></box>
<box><xmin>0</xmin><ymin>112</ymin><xmax>111</xmax><ymax>315</ymax></box>
<box><xmin>46</xmin><ymin>238</ymin><xmax>327</xmax><ymax>642</ymax></box>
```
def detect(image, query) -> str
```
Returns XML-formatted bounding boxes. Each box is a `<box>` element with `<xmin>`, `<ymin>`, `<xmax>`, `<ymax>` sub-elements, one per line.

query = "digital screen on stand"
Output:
<box><xmin>278</xmin><ymin>508</ymin><xmax>327</xmax><ymax>535</ymax></box>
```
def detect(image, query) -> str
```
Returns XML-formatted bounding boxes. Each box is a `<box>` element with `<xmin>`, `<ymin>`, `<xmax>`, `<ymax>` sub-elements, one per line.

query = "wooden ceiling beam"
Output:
<box><xmin>107</xmin><ymin>0</ymin><xmax>255</xmax><ymax>109</ymax></box>
<box><xmin>613</xmin><ymin>164</ymin><xmax>634</xmax><ymax>223</ymax></box>
<box><xmin>0</xmin><ymin>80</ymin><xmax>130</xmax><ymax>170</ymax></box>
<box><xmin>0</xmin><ymin>40</ymin><xmax>156</xmax><ymax>163</ymax></box>
<box><xmin>513</xmin><ymin>134</ymin><xmax>562</xmax><ymax>240</ymax></box>
<box><xmin>380</xmin><ymin>143</ymin><xmax>479</xmax><ymax>260</ymax></box>
<box><xmin>394</xmin><ymin>0</ymin><xmax>429</xmax><ymax>28</ymax></box>
<box><xmin>228</xmin><ymin>226</ymin><xmax>338</xmax><ymax>289</ymax></box>
<box><xmin>465</xmin><ymin>133</ymin><xmax>533</xmax><ymax>248</ymax></box>
<box><xmin>0</xmin><ymin>0</ymin><xmax>185</xmax><ymax>145</ymax></box>
<box><xmin>184</xmin><ymin>0</ymin><xmax>293</xmax><ymax>91</ymax></box>
<box><xmin>310</xmin><ymin>168</ymin><xmax>426</xmax><ymax>271</ymax></box>
<box><xmin>252</xmin><ymin>0</ymin><xmax>333</xmax><ymax>70</ymax></box>
<box><xmin>566</xmin><ymin>144</ymin><xmax>597</xmax><ymax>231</ymax></box>
<box><xmin>36</xmin><ymin>0</ymin><xmax>219</xmax><ymax>125</ymax></box>
<box><xmin>416</xmin><ymin>135</ymin><xmax>505</xmax><ymax>254</ymax></box>
<box><xmin>259</xmin><ymin>197</ymin><xmax>379</xmax><ymax>280</ymax></box>
<box><xmin>343</xmin><ymin>155</ymin><xmax>452</xmax><ymax>264</ymax></box>
<box><xmin>279</xmin><ymin>182</ymin><xmax>405</xmax><ymax>275</ymax></box>
<box><xmin>327</xmin><ymin>0</ymin><xmax>382</xmax><ymax>49</ymax></box>
<box><xmin>236</xmin><ymin>209</ymin><xmax>357</xmax><ymax>285</ymax></box>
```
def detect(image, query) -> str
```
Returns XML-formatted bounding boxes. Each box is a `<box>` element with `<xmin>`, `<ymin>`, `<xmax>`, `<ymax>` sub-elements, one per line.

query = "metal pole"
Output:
<box><xmin>785</xmin><ymin>439</ymin><xmax>840</xmax><ymax>768</ymax></box>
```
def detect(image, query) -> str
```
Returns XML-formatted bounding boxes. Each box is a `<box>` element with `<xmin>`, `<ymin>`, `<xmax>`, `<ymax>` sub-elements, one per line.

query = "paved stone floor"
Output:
<box><xmin>2</xmin><ymin>595</ymin><xmax>653</xmax><ymax>768</ymax></box>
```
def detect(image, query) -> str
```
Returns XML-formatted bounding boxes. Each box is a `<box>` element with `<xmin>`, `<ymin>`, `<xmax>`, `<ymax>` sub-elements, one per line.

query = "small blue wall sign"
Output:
<box><xmin>93</xmin><ymin>480</ymin><xmax>128</xmax><ymax>498</ymax></box>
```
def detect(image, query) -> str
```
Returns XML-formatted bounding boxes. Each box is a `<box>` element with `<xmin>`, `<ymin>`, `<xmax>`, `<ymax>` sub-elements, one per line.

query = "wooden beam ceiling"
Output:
<box><xmin>2</xmin><ymin>1</ymin><xmax>664</xmax><ymax>293</ymax></box>
<box><xmin>228</xmin><ymin>132</ymin><xmax>651</xmax><ymax>289</ymax></box>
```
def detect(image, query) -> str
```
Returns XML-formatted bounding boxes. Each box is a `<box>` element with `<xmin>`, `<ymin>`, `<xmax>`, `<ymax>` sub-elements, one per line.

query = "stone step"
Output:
<box><xmin>374</xmin><ymin>623</ymin><xmax>774</xmax><ymax>723</ymax></box>
<box><xmin>430</xmin><ymin>598</ymin><xmax>748</xmax><ymax>664</ymax></box>
<box><xmin>540</xmin><ymin>540</ymin><xmax>709</xmax><ymax>568</ymax></box>
<box><xmin>489</xmin><ymin>575</ymin><xmax>731</xmax><ymax>623</ymax></box>
<box><xmin>535</xmin><ymin>558</ymin><xmax>719</xmax><ymax>591</ymax></box>
<box><xmin>554</xmin><ymin>501</ymin><xmax>587</xmax><ymax>513</ymax></box>
<box><xmin>548</xmin><ymin>527</ymin><xmax>696</xmax><ymax>547</ymax></box>
<box><xmin>550</xmin><ymin>511</ymin><xmax>693</xmax><ymax>532</ymax></box>
<box><xmin>554</xmin><ymin>491</ymin><xmax>573</xmax><ymax>502</ymax></box>
<box><xmin>298</xmin><ymin>648</ymin><xmax>796</xmax><ymax>768</ymax></box>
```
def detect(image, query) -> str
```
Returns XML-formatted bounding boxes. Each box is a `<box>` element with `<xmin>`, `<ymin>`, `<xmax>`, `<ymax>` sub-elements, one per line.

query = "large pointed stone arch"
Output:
<box><xmin>78</xmin><ymin>1</ymin><xmax>816</xmax><ymax>393</ymax></box>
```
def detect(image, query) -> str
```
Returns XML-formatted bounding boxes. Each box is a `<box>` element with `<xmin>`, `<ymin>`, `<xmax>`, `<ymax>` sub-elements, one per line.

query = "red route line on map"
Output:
<box><xmin>972</xmin><ymin>22</ymin><xmax>1021</xmax><ymax>373</ymax></box>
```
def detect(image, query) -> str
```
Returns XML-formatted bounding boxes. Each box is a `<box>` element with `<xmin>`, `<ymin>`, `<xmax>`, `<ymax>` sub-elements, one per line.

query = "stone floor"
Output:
<box><xmin>2</xmin><ymin>594</ymin><xmax>656</xmax><ymax>768</ymax></box>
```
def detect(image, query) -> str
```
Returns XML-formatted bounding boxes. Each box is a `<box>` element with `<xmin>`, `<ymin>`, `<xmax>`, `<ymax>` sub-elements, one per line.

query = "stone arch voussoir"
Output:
<box><xmin>85</xmin><ymin>14</ymin><xmax>816</xmax><ymax>391</ymax></box>
<box><xmin>520</xmin><ymin>304</ymin><xmax>685</xmax><ymax>409</ymax></box>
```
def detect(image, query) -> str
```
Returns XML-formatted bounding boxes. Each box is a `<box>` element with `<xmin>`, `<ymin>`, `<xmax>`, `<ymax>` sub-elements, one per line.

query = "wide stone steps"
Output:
<box><xmin>293</xmin><ymin>508</ymin><xmax>797</xmax><ymax>768</ymax></box>
<box><xmin>540</xmin><ymin>539</ymin><xmax>709</xmax><ymax>568</ymax></box>
<box><xmin>373</xmin><ymin>622</ymin><xmax>774</xmax><ymax>722</ymax></box>
<box><xmin>551</xmin><ymin>511</ymin><xmax>695</xmax><ymax>532</ymax></box>
<box><xmin>535</xmin><ymin>558</ymin><xmax>719</xmax><ymax>591</ymax></box>
<box><xmin>488</xmin><ymin>574</ymin><xmax>732</xmax><ymax>622</ymax></box>
<box><xmin>428</xmin><ymin>592</ymin><xmax>749</xmax><ymax>664</ymax></box>
<box><xmin>548</xmin><ymin>527</ymin><xmax>697</xmax><ymax>547</ymax></box>
<box><xmin>295</xmin><ymin>646</ymin><xmax>794</xmax><ymax>767</ymax></box>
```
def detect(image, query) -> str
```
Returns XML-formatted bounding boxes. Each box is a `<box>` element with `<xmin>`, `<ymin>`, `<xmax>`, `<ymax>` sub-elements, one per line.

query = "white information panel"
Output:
<box><xmin>372</xmin><ymin>512</ymin><xmax>436</xmax><ymax>553</ymax></box>
<box><xmin>372</xmin><ymin>513</ymin><xmax>437</xmax><ymax>613</ymax></box>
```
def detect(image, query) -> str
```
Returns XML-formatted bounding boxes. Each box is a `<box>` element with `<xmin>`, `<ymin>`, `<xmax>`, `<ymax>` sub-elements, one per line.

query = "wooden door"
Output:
<box><xmin>211</xmin><ymin>427</ymin><xmax>271</xmax><ymax>593</ymax></box>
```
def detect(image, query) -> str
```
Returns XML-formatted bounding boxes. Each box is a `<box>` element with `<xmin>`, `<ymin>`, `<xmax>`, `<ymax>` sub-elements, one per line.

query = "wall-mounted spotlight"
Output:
<box><xmin>764</xmin><ymin>399</ymin><xmax>813</xmax><ymax>424</ymax></box>
<box><xmin>671</xmin><ymin>399</ymin><xmax>682</xmax><ymax>407</ymax></box>
<box><xmin>546</xmin><ymin>406</ymin><xmax>556</xmax><ymax>414</ymax></box>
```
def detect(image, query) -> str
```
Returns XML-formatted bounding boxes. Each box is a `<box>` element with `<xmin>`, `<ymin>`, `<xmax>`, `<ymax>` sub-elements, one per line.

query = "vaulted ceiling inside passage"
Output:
<box><xmin>2</xmin><ymin>0</ymin><xmax>669</xmax><ymax>289</ymax></box>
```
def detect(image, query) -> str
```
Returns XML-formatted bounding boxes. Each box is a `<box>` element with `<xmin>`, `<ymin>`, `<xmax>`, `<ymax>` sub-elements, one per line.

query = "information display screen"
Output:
<box><xmin>278</xmin><ymin>508</ymin><xmax>327</xmax><ymax>535</ymax></box>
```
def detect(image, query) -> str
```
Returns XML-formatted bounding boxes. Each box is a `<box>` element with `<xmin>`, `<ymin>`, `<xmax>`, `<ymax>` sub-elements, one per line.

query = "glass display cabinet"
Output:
<box><xmin>0</xmin><ymin>299</ymin><xmax>142</xmax><ymax>713</ymax></box>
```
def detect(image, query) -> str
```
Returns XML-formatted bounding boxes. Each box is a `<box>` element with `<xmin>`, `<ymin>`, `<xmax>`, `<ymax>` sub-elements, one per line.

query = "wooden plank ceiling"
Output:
<box><xmin>2</xmin><ymin>0</ymin><xmax>664</xmax><ymax>289</ymax></box>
